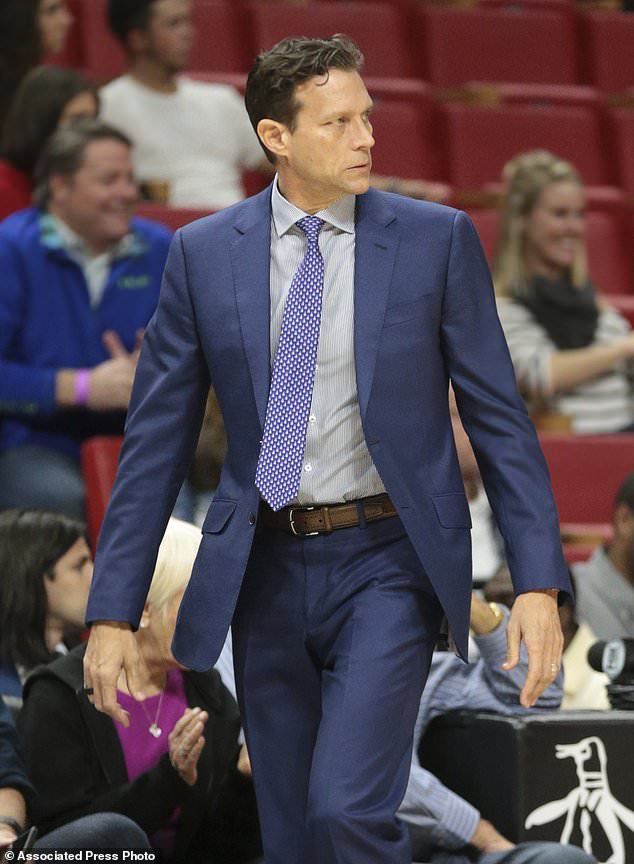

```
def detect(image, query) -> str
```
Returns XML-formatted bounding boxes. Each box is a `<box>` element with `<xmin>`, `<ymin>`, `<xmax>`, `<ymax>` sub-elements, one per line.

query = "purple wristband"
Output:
<box><xmin>74</xmin><ymin>369</ymin><xmax>91</xmax><ymax>406</ymax></box>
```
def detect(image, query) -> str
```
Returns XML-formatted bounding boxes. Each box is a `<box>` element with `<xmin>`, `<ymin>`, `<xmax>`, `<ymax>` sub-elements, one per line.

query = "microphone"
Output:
<box><xmin>587</xmin><ymin>639</ymin><xmax>634</xmax><ymax>680</ymax></box>
<box><xmin>587</xmin><ymin>639</ymin><xmax>634</xmax><ymax>710</ymax></box>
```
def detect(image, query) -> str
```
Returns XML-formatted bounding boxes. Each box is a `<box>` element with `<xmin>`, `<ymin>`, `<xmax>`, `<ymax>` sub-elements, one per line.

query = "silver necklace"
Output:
<box><xmin>139</xmin><ymin>689</ymin><xmax>165</xmax><ymax>738</ymax></box>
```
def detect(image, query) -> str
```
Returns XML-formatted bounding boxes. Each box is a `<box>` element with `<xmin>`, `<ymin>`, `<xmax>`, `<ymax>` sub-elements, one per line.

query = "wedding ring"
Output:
<box><xmin>550</xmin><ymin>663</ymin><xmax>559</xmax><ymax>673</ymax></box>
<box><xmin>83</xmin><ymin>686</ymin><xmax>94</xmax><ymax>696</ymax></box>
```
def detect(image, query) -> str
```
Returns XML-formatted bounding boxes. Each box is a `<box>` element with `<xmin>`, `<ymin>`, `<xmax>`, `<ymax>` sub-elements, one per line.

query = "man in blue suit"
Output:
<box><xmin>84</xmin><ymin>36</ymin><xmax>571</xmax><ymax>864</ymax></box>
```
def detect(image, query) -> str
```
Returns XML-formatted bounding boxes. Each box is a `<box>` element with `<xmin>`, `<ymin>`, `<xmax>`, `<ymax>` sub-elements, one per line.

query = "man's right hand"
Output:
<box><xmin>83</xmin><ymin>621</ymin><xmax>147</xmax><ymax>726</ymax></box>
<box><xmin>87</xmin><ymin>330</ymin><xmax>143</xmax><ymax>411</ymax></box>
<box><xmin>469</xmin><ymin>818</ymin><xmax>514</xmax><ymax>853</ymax></box>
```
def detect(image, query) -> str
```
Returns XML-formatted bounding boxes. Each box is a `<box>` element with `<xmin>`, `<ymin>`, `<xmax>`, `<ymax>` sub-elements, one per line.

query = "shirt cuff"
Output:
<box><xmin>436</xmin><ymin>786</ymin><xmax>482</xmax><ymax>849</ymax></box>
<box><xmin>474</xmin><ymin>605</ymin><xmax>510</xmax><ymax>667</ymax></box>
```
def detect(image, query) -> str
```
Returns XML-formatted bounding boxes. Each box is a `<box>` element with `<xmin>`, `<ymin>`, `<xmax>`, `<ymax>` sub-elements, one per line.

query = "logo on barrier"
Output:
<box><xmin>525</xmin><ymin>736</ymin><xmax>634</xmax><ymax>864</ymax></box>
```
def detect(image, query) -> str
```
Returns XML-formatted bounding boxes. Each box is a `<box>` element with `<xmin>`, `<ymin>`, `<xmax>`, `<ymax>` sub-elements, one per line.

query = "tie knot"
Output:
<box><xmin>297</xmin><ymin>216</ymin><xmax>324</xmax><ymax>245</ymax></box>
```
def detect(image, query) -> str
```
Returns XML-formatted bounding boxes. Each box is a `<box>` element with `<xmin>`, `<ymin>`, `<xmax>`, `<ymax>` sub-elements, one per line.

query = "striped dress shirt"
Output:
<box><xmin>269</xmin><ymin>177</ymin><xmax>385</xmax><ymax>505</ymax></box>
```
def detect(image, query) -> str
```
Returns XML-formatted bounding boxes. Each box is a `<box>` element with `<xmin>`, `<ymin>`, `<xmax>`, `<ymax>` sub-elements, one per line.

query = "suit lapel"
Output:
<box><xmin>354</xmin><ymin>190</ymin><xmax>399</xmax><ymax>421</ymax></box>
<box><xmin>230</xmin><ymin>187</ymin><xmax>273</xmax><ymax>432</ymax></box>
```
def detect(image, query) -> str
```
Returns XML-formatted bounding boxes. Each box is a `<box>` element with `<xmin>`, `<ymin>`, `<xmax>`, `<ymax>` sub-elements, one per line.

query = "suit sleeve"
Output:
<box><xmin>86</xmin><ymin>230</ymin><xmax>210</xmax><ymax>627</ymax></box>
<box><xmin>441</xmin><ymin>211</ymin><xmax>570</xmax><ymax>598</ymax></box>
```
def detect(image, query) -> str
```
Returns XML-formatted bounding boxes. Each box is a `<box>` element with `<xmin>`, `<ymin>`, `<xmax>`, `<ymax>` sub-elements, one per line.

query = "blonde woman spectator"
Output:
<box><xmin>494</xmin><ymin>150</ymin><xmax>634</xmax><ymax>434</ymax></box>
<box><xmin>20</xmin><ymin>518</ymin><xmax>260</xmax><ymax>864</ymax></box>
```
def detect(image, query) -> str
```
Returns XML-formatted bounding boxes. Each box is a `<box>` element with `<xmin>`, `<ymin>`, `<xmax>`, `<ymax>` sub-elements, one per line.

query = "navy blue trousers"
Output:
<box><xmin>233</xmin><ymin>514</ymin><xmax>444</xmax><ymax>864</ymax></box>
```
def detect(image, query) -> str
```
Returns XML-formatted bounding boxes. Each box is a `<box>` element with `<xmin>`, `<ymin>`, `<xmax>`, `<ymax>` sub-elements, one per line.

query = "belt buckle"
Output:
<box><xmin>289</xmin><ymin>506</ymin><xmax>319</xmax><ymax>537</ymax></box>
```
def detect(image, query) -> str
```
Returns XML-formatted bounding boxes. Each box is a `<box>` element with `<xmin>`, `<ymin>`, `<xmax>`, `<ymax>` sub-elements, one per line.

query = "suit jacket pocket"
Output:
<box><xmin>202</xmin><ymin>499</ymin><xmax>238</xmax><ymax>534</ymax></box>
<box><xmin>382</xmin><ymin>298</ymin><xmax>429</xmax><ymax>328</ymax></box>
<box><xmin>432</xmin><ymin>493</ymin><xmax>472</xmax><ymax>529</ymax></box>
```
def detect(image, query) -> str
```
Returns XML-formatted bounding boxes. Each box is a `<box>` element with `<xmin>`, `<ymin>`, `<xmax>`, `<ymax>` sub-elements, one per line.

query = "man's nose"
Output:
<box><xmin>354</xmin><ymin>120</ymin><xmax>375</xmax><ymax>150</ymax></box>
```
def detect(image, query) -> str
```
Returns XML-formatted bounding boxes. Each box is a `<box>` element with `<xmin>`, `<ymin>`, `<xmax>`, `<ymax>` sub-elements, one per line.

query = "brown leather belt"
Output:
<box><xmin>260</xmin><ymin>493</ymin><xmax>397</xmax><ymax>537</ymax></box>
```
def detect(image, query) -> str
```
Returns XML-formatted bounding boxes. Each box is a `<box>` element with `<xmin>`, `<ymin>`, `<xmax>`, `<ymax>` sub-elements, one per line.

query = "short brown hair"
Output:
<box><xmin>245</xmin><ymin>34</ymin><xmax>364</xmax><ymax>164</ymax></box>
<box><xmin>616</xmin><ymin>473</ymin><xmax>634</xmax><ymax>512</ymax></box>
<box><xmin>33</xmin><ymin>118</ymin><xmax>132</xmax><ymax>209</ymax></box>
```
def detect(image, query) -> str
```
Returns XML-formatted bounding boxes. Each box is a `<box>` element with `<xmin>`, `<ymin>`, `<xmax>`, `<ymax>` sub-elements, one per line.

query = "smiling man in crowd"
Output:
<box><xmin>0</xmin><ymin>119</ymin><xmax>171</xmax><ymax>519</ymax></box>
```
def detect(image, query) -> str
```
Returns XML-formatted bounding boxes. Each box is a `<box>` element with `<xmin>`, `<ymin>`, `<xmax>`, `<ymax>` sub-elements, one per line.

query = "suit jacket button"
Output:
<box><xmin>248</xmin><ymin>512</ymin><xmax>256</xmax><ymax>526</ymax></box>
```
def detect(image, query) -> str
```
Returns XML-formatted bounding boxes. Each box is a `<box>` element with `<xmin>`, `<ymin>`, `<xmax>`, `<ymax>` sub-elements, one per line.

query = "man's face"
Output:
<box><xmin>44</xmin><ymin>537</ymin><xmax>93</xmax><ymax>633</ymax></box>
<box><xmin>50</xmin><ymin>138</ymin><xmax>138</xmax><ymax>254</ymax></box>
<box><xmin>274</xmin><ymin>69</ymin><xmax>375</xmax><ymax>212</ymax></box>
<box><xmin>143</xmin><ymin>0</ymin><xmax>194</xmax><ymax>73</ymax></box>
<box><xmin>614</xmin><ymin>503</ymin><xmax>634</xmax><ymax>582</ymax></box>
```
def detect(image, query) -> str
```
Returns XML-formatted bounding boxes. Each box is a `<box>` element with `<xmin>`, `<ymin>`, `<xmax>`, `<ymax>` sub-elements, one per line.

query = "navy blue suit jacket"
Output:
<box><xmin>86</xmin><ymin>185</ymin><xmax>570</xmax><ymax>667</ymax></box>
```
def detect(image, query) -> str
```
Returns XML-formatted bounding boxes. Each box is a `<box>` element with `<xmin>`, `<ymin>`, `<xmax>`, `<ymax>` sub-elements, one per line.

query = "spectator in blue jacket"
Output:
<box><xmin>0</xmin><ymin>119</ymin><xmax>172</xmax><ymax>520</ymax></box>
<box><xmin>0</xmin><ymin>693</ymin><xmax>149</xmax><ymax>856</ymax></box>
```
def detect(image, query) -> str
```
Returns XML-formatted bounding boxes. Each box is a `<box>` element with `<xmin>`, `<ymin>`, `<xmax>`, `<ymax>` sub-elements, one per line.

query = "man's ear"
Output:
<box><xmin>257</xmin><ymin>119</ymin><xmax>289</xmax><ymax>162</ymax></box>
<box><xmin>48</xmin><ymin>174</ymin><xmax>70</xmax><ymax>209</ymax></box>
<box><xmin>614</xmin><ymin>502</ymin><xmax>634</xmax><ymax>540</ymax></box>
<box><xmin>127</xmin><ymin>27</ymin><xmax>149</xmax><ymax>57</ymax></box>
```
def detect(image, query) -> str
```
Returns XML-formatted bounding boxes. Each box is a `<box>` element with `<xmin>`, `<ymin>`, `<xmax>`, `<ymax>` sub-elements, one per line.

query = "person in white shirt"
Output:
<box><xmin>101</xmin><ymin>0</ymin><xmax>451</xmax><ymax>211</ymax></box>
<box><xmin>101</xmin><ymin>0</ymin><xmax>267</xmax><ymax>210</ymax></box>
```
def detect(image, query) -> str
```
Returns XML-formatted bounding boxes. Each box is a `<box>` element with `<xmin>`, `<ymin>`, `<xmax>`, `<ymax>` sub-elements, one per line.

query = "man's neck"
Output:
<box><xmin>277</xmin><ymin>174</ymin><xmax>344</xmax><ymax>215</ymax></box>
<box><xmin>607</xmin><ymin>543</ymin><xmax>634</xmax><ymax>588</ymax></box>
<box><xmin>129</xmin><ymin>59</ymin><xmax>179</xmax><ymax>94</ymax></box>
<box><xmin>47</xmin><ymin>209</ymin><xmax>113</xmax><ymax>258</ymax></box>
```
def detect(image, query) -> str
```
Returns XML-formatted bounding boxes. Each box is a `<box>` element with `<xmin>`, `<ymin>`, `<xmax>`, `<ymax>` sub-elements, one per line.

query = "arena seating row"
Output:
<box><xmin>57</xmin><ymin>0</ymin><xmax>634</xmax><ymax>94</ymax></box>
<box><xmin>135</xmin><ymin>191</ymin><xmax>634</xmax><ymax>296</ymax></box>
<box><xmin>81</xmin><ymin>433</ymin><xmax>633</xmax><ymax>561</ymax></box>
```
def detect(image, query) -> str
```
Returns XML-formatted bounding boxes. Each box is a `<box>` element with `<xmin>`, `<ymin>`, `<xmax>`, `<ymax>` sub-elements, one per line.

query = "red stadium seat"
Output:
<box><xmin>441</xmin><ymin>102</ymin><xmax>610</xmax><ymax>188</ymax></box>
<box><xmin>415</xmin><ymin>6</ymin><xmax>579</xmax><ymax>86</ymax></box>
<box><xmin>135</xmin><ymin>204</ymin><xmax>214</xmax><ymax>231</ymax></box>
<box><xmin>80</xmin><ymin>436</ymin><xmax>123</xmax><ymax>549</ymax></box>
<box><xmin>455</xmin><ymin>83</ymin><xmax>602</xmax><ymax>111</ymax></box>
<box><xmin>78</xmin><ymin>0</ymin><xmax>126</xmax><ymax>82</ymax></box>
<box><xmin>538</xmin><ymin>434</ymin><xmax>634</xmax><ymax>524</ymax></box>
<box><xmin>585</xmin><ymin>207</ymin><xmax>633</xmax><ymax>296</ymax></box>
<box><xmin>187</xmin><ymin>2</ymin><xmax>253</xmax><ymax>73</ymax></box>
<box><xmin>466</xmin><ymin>209</ymin><xmax>499</xmax><ymax>263</ymax></box>
<box><xmin>611</xmin><ymin>109</ymin><xmax>634</xmax><ymax>196</ymax></box>
<box><xmin>479</xmin><ymin>0</ymin><xmax>573</xmax><ymax>11</ymax></box>
<box><xmin>581</xmin><ymin>12</ymin><xmax>634</xmax><ymax>95</ymax></box>
<box><xmin>79</xmin><ymin>0</ymin><xmax>250</xmax><ymax>82</ymax></box>
<box><xmin>365</xmin><ymin>79</ymin><xmax>443</xmax><ymax>180</ymax></box>
<box><xmin>563</xmin><ymin>542</ymin><xmax>599</xmax><ymax>564</ymax></box>
<box><xmin>250</xmin><ymin>2</ymin><xmax>416</xmax><ymax>78</ymax></box>
<box><xmin>607</xmin><ymin>294</ymin><xmax>634</xmax><ymax>329</ymax></box>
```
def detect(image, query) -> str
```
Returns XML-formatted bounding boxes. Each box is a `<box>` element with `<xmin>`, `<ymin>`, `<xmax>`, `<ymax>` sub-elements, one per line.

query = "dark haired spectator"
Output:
<box><xmin>573</xmin><ymin>472</ymin><xmax>634</xmax><ymax>640</ymax></box>
<box><xmin>1</xmin><ymin>694</ymin><xmax>151</xmax><ymax>856</ymax></box>
<box><xmin>0</xmin><ymin>120</ymin><xmax>171</xmax><ymax>519</ymax></box>
<box><xmin>0</xmin><ymin>65</ymin><xmax>98</xmax><ymax>221</ymax></box>
<box><xmin>0</xmin><ymin>510</ymin><xmax>92</xmax><ymax>713</ymax></box>
<box><xmin>20</xmin><ymin>520</ymin><xmax>260</xmax><ymax>864</ymax></box>
<box><xmin>0</xmin><ymin>0</ymin><xmax>73</xmax><ymax>133</ymax></box>
<box><xmin>101</xmin><ymin>0</ymin><xmax>267</xmax><ymax>209</ymax></box>
<box><xmin>494</xmin><ymin>150</ymin><xmax>634</xmax><ymax>434</ymax></box>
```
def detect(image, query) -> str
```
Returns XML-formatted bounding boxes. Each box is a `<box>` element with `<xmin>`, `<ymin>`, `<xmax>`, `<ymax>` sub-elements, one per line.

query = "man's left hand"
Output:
<box><xmin>503</xmin><ymin>589</ymin><xmax>563</xmax><ymax>708</ymax></box>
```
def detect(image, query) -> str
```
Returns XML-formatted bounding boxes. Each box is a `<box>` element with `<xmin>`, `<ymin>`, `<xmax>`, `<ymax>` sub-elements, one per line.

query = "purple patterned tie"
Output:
<box><xmin>255</xmin><ymin>216</ymin><xmax>325</xmax><ymax>511</ymax></box>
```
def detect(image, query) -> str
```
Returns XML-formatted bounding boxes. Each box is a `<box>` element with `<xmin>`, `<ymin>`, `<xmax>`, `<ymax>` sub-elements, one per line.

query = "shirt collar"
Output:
<box><xmin>271</xmin><ymin>174</ymin><xmax>355</xmax><ymax>238</ymax></box>
<box><xmin>39</xmin><ymin>212</ymin><xmax>147</xmax><ymax>261</ymax></box>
